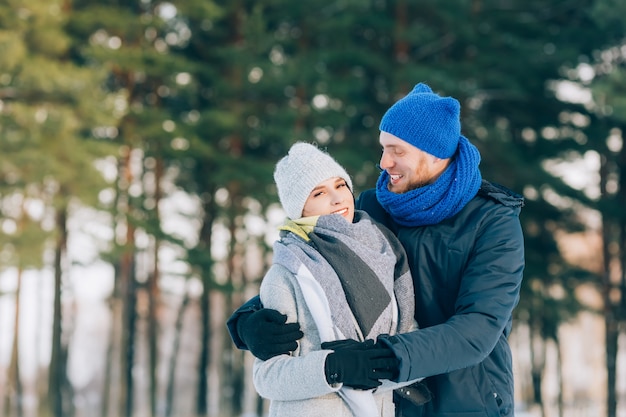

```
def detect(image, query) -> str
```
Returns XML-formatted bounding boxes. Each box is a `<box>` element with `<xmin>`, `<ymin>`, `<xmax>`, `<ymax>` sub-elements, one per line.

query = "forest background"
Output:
<box><xmin>1</xmin><ymin>0</ymin><xmax>626</xmax><ymax>417</ymax></box>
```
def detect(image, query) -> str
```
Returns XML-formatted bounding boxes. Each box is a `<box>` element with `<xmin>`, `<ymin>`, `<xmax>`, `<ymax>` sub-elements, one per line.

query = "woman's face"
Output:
<box><xmin>301</xmin><ymin>177</ymin><xmax>354</xmax><ymax>222</ymax></box>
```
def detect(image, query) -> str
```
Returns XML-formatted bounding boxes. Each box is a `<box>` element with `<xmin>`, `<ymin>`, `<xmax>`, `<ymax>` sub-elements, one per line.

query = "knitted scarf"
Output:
<box><xmin>376</xmin><ymin>135</ymin><xmax>482</xmax><ymax>227</ymax></box>
<box><xmin>273</xmin><ymin>210</ymin><xmax>415</xmax><ymax>342</ymax></box>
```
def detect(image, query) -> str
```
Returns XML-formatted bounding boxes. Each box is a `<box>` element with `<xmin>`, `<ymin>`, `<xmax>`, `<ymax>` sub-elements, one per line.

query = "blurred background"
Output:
<box><xmin>0</xmin><ymin>0</ymin><xmax>625</xmax><ymax>416</ymax></box>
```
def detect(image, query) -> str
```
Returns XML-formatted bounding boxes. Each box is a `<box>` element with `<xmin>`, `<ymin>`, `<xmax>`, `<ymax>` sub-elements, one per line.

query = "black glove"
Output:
<box><xmin>321</xmin><ymin>338</ymin><xmax>375</xmax><ymax>351</ymax></box>
<box><xmin>237</xmin><ymin>308</ymin><xmax>304</xmax><ymax>360</ymax></box>
<box><xmin>323</xmin><ymin>340</ymin><xmax>399</xmax><ymax>390</ymax></box>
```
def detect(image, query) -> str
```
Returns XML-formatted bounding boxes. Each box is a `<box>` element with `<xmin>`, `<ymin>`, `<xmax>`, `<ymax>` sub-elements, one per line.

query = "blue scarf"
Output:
<box><xmin>376</xmin><ymin>135</ymin><xmax>482</xmax><ymax>227</ymax></box>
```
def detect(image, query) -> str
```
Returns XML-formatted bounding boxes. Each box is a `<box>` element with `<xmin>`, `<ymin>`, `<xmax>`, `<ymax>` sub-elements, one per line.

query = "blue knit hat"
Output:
<box><xmin>379</xmin><ymin>83</ymin><xmax>461</xmax><ymax>159</ymax></box>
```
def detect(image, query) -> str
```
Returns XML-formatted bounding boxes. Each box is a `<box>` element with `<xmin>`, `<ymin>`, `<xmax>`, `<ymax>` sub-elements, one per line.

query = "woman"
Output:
<box><xmin>252</xmin><ymin>142</ymin><xmax>421</xmax><ymax>417</ymax></box>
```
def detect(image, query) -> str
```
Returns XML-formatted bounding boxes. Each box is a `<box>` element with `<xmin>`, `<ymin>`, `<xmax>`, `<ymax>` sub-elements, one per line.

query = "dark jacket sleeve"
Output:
<box><xmin>380</xmin><ymin>201</ymin><xmax>524</xmax><ymax>381</ymax></box>
<box><xmin>226</xmin><ymin>295</ymin><xmax>263</xmax><ymax>350</ymax></box>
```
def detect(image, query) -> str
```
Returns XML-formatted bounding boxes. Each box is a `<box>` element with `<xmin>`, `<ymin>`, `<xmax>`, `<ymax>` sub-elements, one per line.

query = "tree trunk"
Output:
<box><xmin>0</xmin><ymin>289</ymin><xmax>4</xmax><ymax>415</ymax></box>
<box><xmin>4</xmin><ymin>267</ymin><xmax>24</xmax><ymax>417</ymax></box>
<box><xmin>393</xmin><ymin>0</ymin><xmax>408</xmax><ymax>62</ymax></box>
<box><xmin>600</xmin><ymin>153</ymin><xmax>618</xmax><ymax>417</ymax></box>
<box><xmin>196</xmin><ymin>283</ymin><xmax>210</xmax><ymax>416</ymax></box>
<box><xmin>118</xmin><ymin>147</ymin><xmax>137</xmax><ymax>417</ymax></box>
<box><xmin>34</xmin><ymin>271</ymin><xmax>45</xmax><ymax>413</ymax></box>
<box><xmin>46</xmin><ymin>208</ymin><xmax>68</xmax><ymax>417</ymax></box>
<box><xmin>119</xmin><ymin>242</ymin><xmax>137</xmax><ymax>417</ymax></box>
<box><xmin>196</xmin><ymin>190</ymin><xmax>216</xmax><ymax>416</ymax></box>
<box><xmin>605</xmin><ymin>312</ymin><xmax>618</xmax><ymax>417</ymax></box>
<box><xmin>165</xmin><ymin>290</ymin><xmax>190</xmax><ymax>417</ymax></box>
<box><xmin>556</xmin><ymin>336</ymin><xmax>564</xmax><ymax>417</ymax></box>
<box><xmin>147</xmin><ymin>155</ymin><xmax>163</xmax><ymax>416</ymax></box>
<box><xmin>102</xmin><ymin>153</ymin><xmax>126</xmax><ymax>417</ymax></box>
<box><xmin>618</xmin><ymin>125</ymin><xmax>626</xmax><ymax>417</ymax></box>
<box><xmin>529</xmin><ymin>325</ymin><xmax>546</xmax><ymax>417</ymax></box>
<box><xmin>101</xmin><ymin>292</ymin><xmax>121</xmax><ymax>417</ymax></box>
<box><xmin>223</xmin><ymin>198</ymin><xmax>240</xmax><ymax>417</ymax></box>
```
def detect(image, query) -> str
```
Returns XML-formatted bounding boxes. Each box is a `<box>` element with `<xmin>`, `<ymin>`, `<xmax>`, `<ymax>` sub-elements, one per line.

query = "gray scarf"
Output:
<box><xmin>273</xmin><ymin>210</ymin><xmax>415</xmax><ymax>341</ymax></box>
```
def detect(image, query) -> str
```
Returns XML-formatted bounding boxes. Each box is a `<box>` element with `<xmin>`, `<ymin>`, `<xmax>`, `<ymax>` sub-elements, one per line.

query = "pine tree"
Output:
<box><xmin>0</xmin><ymin>1</ymin><xmax>113</xmax><ymax>417</ymax></box>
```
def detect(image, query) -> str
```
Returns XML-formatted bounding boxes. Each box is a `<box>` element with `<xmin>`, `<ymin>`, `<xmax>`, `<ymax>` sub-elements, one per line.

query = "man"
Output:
<box><xmin>228</xmin><ymin>83</ymin><xmax>525</xmax><ymax>416</ymax></box>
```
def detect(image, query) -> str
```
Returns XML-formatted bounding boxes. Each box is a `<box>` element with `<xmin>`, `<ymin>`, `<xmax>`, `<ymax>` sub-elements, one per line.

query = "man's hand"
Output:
<box><xmin>323</xmin><ymin>339</ymin><xmax>399</xmax><ymax>390</ymax></box>
<box><xmin>321</xmin><ymin>338</ymin><xmax>374</xmax><ymax>351</ymax></box>
<box><xmin>237</xmin><ymin>309</ymin><xmax>303</xmax><ymax>360</ymax></box>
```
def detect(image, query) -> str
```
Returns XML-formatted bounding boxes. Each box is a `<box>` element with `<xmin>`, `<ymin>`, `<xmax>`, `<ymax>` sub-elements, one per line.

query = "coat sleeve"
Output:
<box><xmin>226</xmin><ymin>295</ymin><xmax>262</xmax><ymax>349</ymax></box>
<box><xmin>252</xmin><ymin>264</ymin><xmax>341</xmax><ymax>400</ymax></box>
<box><xmin>379</xmin><ymin>203</ymin><xmax>525</xmax><ymax>382</ymax></box>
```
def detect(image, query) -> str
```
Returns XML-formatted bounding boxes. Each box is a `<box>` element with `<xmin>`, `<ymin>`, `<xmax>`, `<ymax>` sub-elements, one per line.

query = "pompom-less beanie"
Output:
<box><xmin>274</xmin><ymin>142</ymin><xmax>353</xmax><ymax>220</ymax></box>
<box><xmin>379</xmin><ymin>83</ymin><xmax>461</xmax><ymax>159</ymax></box>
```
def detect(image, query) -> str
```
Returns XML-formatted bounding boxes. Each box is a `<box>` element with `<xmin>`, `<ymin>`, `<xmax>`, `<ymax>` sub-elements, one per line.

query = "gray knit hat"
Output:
<box><xmin>274</xmin><ymin>142</ymin><xmax>353</xmax><ymax>219</ymax></box>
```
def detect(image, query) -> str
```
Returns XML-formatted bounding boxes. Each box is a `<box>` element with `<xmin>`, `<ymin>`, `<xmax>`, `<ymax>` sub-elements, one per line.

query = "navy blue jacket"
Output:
<box><xmin>358</xmin><ymin>180</ymin><xmax>524</xmax><ymax>417</ymax></box>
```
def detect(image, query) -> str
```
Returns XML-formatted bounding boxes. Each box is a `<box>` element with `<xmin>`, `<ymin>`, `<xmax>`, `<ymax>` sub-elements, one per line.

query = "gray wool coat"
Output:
<box><xmin>253</xmin><ymin>260</ymin><xmax>417</xmax><ymax>417</ymax></box>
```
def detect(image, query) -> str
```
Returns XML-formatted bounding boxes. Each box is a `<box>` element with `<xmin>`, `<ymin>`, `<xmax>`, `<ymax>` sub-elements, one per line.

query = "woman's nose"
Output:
<box><xmin>330</xmin><ymin>191</ymin><xmax>343</xmax><ymax>205</ymax></box>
